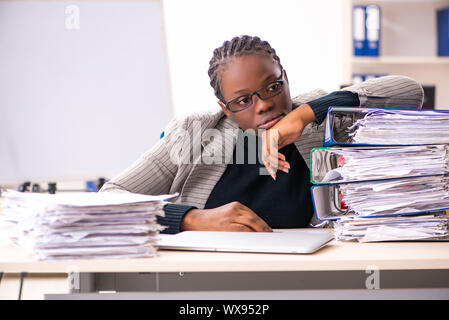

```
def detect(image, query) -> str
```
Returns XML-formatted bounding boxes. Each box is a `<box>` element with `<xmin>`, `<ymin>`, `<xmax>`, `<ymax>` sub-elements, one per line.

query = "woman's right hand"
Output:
<box><xmin>180</xmin><ymin>201</ymin><xmax>272</xmax><ymax>232</ymax></box>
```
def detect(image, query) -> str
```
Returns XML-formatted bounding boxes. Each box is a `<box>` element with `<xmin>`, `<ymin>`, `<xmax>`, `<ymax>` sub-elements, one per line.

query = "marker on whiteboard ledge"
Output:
<box><xmin>18</xmin><ymin>182</ymin><xmax>31</xmax><ymax>192</ymax></box>
<box><xmin>48</xmin><ymin>182</ymin><xmax>57</xmax><ymax>194</ymax></box>
<box><xmin>32</xmin><ymin>183</ymin><xmax>41</xmax><ymax>193</ymax></box>
<box><xmin>97</xmin><ymin>177</ymin><xmax>107</xmax><ymax>190</ymax></box>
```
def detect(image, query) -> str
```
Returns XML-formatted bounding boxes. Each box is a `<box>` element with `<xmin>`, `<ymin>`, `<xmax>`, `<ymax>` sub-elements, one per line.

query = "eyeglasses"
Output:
<box><xmin>224</xmin><ymin>73</ymin><xmax>285</xmax><ymax>113</ymax></box>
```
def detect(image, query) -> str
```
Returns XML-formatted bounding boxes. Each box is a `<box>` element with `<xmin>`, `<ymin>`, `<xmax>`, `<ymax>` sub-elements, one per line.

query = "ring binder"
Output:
<box><xmin>311</xmin><ymin>145</ymin><xmax>449</xmax><ymax>185</ymax></box>
<box><xmin>311</xmin><ymin>175</ymin><xmax>449</xmax><ymax>221</ymax></box>
<box><xmin>323</xmin><ymin>106</ymin><xmax>449</xmax><ymax>147</ymax></box>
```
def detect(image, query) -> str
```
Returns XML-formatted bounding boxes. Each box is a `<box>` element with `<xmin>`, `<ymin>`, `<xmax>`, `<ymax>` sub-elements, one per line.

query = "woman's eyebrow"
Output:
<box><xmin>232</xmin><ymin>74</ymin><xmax>278</xmax><ymax>95</ymax></box>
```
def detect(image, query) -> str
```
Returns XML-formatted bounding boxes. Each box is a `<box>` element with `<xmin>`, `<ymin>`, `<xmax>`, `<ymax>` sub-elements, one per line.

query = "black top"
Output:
<box><xmin>159</xmin><ymin>91</ymin><xmax>360</xmax><ymax>233</ymax></box>
<box><xmin>204</xmin><ymin>135</ymin><xmax>314</xmax><ymax>228</ymax></box>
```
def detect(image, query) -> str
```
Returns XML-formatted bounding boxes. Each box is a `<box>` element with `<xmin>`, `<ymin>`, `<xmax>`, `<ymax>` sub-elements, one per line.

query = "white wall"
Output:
<box><xmin>0</xmin><ymin>0</ymin><xmax>172</xmax><ymax>183</ymax></box>
<box><xmin>162</xmin><ymin>0</ymin><xmax>346</xmax><ymax>117</ymax></box>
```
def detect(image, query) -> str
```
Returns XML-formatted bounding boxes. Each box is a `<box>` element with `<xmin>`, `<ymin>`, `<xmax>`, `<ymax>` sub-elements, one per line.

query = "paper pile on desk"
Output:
<box><xmin>334</xmin><ymin>214</ymin><xmax>449</xmax><ymax>242</ymax></box>
<box><xmin>0</xmin><ymin>190</ymin><xmax>175</xmax><ymax>260</ymax></box>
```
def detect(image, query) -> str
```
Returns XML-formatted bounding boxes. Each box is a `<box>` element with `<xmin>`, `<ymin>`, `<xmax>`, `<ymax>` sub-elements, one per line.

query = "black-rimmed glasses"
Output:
<box><xmin>224</xmin><ymin>74</ymin><xmax>285</xmax><ymax>113</ymax></box>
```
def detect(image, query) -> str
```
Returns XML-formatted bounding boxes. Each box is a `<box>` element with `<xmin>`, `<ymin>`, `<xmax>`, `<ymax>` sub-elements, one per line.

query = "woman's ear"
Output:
<box><xmin>218</xmin><ymin>100</ymin><xmax>232</xmax><ymax>118</ymax></box>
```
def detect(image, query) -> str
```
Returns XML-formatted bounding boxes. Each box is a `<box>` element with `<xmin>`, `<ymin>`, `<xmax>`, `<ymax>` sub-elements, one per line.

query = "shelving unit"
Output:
<box><xmin>351</xmin><ymin>56</ymin><xmax>449</xmax><ymax>64</ymax></box>
<box><xmin>343</xmin><ymin>0</ymin><xmax>449</xmax><ymax>109</ymax></box>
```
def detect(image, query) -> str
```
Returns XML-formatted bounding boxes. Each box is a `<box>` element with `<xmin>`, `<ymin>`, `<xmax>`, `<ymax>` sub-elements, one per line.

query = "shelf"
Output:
<box><xmin>351</xmin><ymin>56</ymin><xmax>449</xmax><ymax>64</ymax></box>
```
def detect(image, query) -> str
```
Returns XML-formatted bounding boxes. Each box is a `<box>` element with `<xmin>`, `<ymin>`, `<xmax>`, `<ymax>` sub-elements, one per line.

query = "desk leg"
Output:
<box><xmin>70</xmin><ymin>273</ymin><xmax>95</xmax><ymax>294</ymax></box>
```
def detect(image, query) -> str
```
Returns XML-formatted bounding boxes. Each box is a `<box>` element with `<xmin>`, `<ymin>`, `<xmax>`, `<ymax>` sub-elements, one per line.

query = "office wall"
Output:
<box><xmin>0</xmin><ymin>0</ymin><xmax>172</xmax><ymax>183</ymax></box>
<box><xmin>0</xmin><ymin>0</ymin><xmax>346</xmax><ymax>184</ymax></box>
<box><xmin>162</xmin><ymin>0</ymin><xmax>346</xmax><ymax>116</ymax></box>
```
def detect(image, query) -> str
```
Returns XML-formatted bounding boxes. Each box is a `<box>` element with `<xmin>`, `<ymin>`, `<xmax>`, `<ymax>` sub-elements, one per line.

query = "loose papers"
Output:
<box><xmin>334</xmin><ymin>214</ymin><xmax>449</xmax><ymax>242</ymax></box>
<box><xmin>0</xmin><ymin>190</ymin><xmax>176</xmax><ymax>260</ymax></box>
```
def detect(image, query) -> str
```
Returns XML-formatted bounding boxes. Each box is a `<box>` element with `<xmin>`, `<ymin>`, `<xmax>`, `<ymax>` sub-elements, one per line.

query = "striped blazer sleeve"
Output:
<box><xmin>99</xmin><ymin>115</ymin><xmax>186</xmax><ymax>195</ymax></box>
<box><xmin>342</xmin><ymin>75</ymin><xmax>424</xmax><ymax>109</ymax></box>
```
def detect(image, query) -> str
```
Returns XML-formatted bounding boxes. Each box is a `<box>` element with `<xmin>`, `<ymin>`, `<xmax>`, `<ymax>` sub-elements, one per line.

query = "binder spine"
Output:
<box><xmin>352</xmin><ymin>5</ymin><xmax>366</xmax><ymax>56</ymax></box>
<box><xmin>365</xmin><ymin>5</ymin><xmax>380</xmax><ymax>56</ymax></box>
<box><xmin>437</xmin><ymin>7</ymin><xmax>449</xmax><ymax>56</ymax></box>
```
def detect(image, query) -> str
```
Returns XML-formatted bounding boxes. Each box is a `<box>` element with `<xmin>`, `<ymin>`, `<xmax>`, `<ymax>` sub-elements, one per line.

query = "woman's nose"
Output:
<box><xmin>253</xmin><ymin>95</ymin><xmax>274</xmax><ymax>114</ymax></box>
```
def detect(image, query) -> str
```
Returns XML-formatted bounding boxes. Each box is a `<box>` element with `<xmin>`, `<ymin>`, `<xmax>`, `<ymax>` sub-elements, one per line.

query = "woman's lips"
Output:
<box><xmin>257</xmin><ymin>115</ymin><xmax>284</xmax><ymax>130</ymax></box>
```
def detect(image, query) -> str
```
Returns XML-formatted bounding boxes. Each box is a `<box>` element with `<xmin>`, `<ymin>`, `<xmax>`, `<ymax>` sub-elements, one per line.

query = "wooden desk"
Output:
<box><xmin>1</xmin><ymin>237</ymin><xmax>448</xmax><ymax>273</ymax></box>
<box><xmin>1</xmin><ymin>234</ymin><xmax>448</xmax><ymax>300</ymax></box>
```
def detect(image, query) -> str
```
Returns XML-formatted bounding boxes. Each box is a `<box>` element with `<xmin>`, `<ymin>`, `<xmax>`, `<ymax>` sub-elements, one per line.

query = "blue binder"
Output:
<box><xmin>365</xmin><ymin>5</ymin><xmax>380</xmax><ymax>56</ymax></box>
<box><xmin>310</xmin><ymin>145</ymin><xmax>449</xmax><ymax>185</ymax></box>
<box><xmin>310</xmin><ymin>175</ymin><xmax>449</xmax><ymax>221</ymax></box>
<box><xmin>323</xmin><ymin>106</ymin><xmax>449</xmax><ymax>147</ymax></box>
<box><xmin>352</xmin><ymin>5</ymin><xmax>366</xmax><ymax>56</ymax></box>
<box><xmin>437</xmin><ymin>7</ymin><xmax>449</xmax><ymax>56</ymax></box>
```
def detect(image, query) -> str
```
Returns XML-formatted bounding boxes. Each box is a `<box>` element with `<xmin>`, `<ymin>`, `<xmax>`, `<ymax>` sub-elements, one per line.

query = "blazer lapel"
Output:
<box><xmin>177</xmin><ymin>113</ymin><xmax>239</xmax><ymax>209</ymax></box>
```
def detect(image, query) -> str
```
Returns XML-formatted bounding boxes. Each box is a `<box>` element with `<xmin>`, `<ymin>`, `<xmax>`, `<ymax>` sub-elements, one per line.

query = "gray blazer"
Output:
<box><xmin>100</xmin><ymin>76</ymin><xmax>424</xmax><ymax>222</ymax></box>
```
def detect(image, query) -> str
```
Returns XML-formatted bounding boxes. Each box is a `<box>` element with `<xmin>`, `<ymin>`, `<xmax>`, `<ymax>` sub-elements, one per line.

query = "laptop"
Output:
<box><xmin>156</xmin><ymin>229</ymin><xmax>334</xmax><ymax>254</ymax></box>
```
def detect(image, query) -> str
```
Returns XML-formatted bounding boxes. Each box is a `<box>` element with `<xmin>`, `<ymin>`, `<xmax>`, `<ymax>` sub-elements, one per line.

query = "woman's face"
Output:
<box><xmin>218</xmin><ymin>54</ymin><xmax>293</xmax><ymax>135</ymax></box>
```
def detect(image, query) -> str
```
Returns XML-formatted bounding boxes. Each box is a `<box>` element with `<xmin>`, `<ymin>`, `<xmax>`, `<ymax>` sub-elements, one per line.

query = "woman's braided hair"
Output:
<box><xmin>208</xmin><ymin>35</ymin><xmax>283</xmax><ymax>103</ymax></box>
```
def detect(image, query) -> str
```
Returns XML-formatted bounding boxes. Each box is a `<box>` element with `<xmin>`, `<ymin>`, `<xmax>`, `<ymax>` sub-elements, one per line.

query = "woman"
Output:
<box><xmin>100</xmin><ymin>35</ymin><xmax>424</xmax><ymax>233</ymax></box>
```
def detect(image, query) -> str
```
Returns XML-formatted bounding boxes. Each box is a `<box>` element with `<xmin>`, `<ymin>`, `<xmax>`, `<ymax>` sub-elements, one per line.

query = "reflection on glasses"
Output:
<box><xmin>224</xmin><ymin>76</ymin><xmax>285</xmax><ymax>113</ymax></box>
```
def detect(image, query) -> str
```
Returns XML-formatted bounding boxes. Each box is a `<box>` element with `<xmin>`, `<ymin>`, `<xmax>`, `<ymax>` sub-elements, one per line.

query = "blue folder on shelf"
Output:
<box><xmin>365</xmin><ymin>5</ymin><xmax>380</xmax><ymax>56</ymax></box>
<box><xmin>352</xmin><ymin>5</ymin><xmax>380</xmax><ymax>56</ymax></box>
<box><xmin>437</xmin><ymin>7</ymin><xmax>449</xmax><ymax>56</ymax></box>
<box><xmin>323</xmin><ymin>106</ymin><xmax>449</xmax><ymax>147</ymax></box>
<box><xmin>352</xmin><ymin>5</ymin><xmax>366</xmax><ymax>56</ymax></box>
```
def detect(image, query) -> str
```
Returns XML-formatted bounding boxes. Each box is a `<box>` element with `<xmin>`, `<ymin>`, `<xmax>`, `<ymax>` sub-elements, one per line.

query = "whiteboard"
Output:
<box><xmin>0</xmin><ymin>0</ymin><xmax>172</xmax><ymax>183</ymax></box>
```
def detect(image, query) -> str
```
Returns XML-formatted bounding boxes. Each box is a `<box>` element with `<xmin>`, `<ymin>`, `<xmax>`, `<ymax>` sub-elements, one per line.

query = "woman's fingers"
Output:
<box><xmin>261</xmin><ymin>129</ymin><xmax>292</xmax><ymax>179</ymax></box>
<box><xmin>233</xmin><ymin>208</ymin><xmax>273</xmax><ymax>232</ymax></box>
<box><xmin>263</xmin><ymin>161</ymin><xmax>277</xmax><ymax>180</ymax></box>
<box><xmin>263</xmin><ymin>153</ymin><xmax>290</xmax><ymax>178</ymax></box>
<box><xmin>278</xmin><ymin>152</ymin><xmax>286</xmax><ymax>161</ymax></box>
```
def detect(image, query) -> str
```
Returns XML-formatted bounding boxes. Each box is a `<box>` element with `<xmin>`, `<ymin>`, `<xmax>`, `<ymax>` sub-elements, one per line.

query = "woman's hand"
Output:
<box><xmin>261</xmin><ymin>104</ymin><xmax>316</xmax><ymax>180</ymax></box>
<box><xmin>180</xmin><ymin>201</ymin><xmax>272</xmax><ymax>232</ymax></box>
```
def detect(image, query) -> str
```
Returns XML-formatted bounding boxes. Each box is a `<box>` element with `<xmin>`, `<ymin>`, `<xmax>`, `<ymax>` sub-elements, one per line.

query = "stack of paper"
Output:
<box><xmin>348</xmin><ymin>109</ymin><xmax>449</xmax><ymax>145</ymax></box>
<box><xmin>334</xmin><ymin>214</ymin><xmax>449</xmax><ymax>242</ymax></box>
<box><xmin>0</xmin><ymin>190</ymin><xmax>175</xmax><ymax>260</ymax></box>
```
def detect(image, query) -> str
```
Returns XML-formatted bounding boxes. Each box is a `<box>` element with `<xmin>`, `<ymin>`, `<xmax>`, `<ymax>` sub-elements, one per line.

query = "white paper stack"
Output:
<box><xmin>0</xmin><ymin>190</ymin><xmax>176</xmax><ymax>260</ymax></box>
<box><xmin>334</xmin><ymin>214</ymin><xmax>449</xmax><ymax>242</ymax></box>
<box><xmin>348</xmin><ymin>109</ymin><xmax>449</xmax><ymax>145</ymax></box>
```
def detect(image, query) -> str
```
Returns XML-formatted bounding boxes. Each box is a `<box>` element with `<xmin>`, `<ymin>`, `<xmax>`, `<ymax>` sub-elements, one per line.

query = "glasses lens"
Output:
<box><xmin>259</xmin><ymin>80</ymin><xmax>284</xmax><ymax>99</ymax></box>
<box><xmin>226</xmin><ymin>79</ymin><xmax>284</xmax><ymax>112</ymax></box>
<box><xmin>228</xmin><ymin>95</ymin><xmax>252</xmax><ymax>112</ymax></box>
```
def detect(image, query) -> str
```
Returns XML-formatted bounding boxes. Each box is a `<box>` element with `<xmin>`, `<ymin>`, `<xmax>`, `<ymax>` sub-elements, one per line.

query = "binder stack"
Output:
<box><xmin>311</xmin><ymin>107</ymin><xmax>449</xmax><ymax>242</ymax></box>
